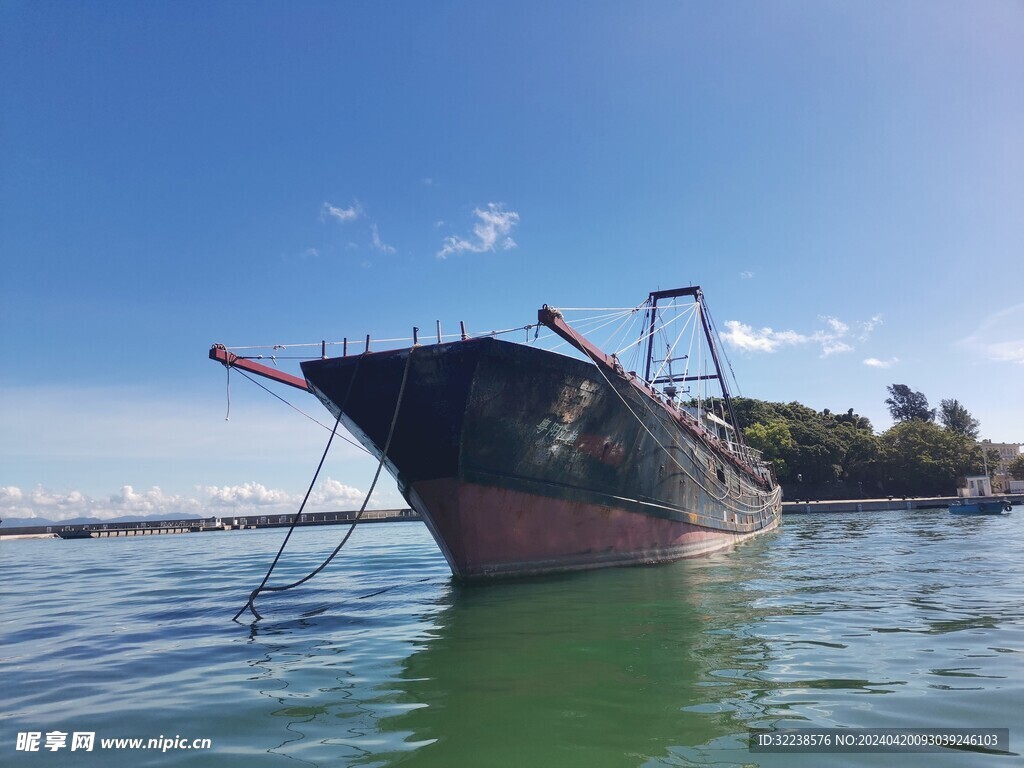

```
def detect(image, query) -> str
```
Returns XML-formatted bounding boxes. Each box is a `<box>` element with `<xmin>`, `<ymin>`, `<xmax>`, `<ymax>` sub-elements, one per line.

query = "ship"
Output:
<box><xmin>210</xmin><ymin>287</ymin><xmax>781</xmax><ymax>579</ymax></box>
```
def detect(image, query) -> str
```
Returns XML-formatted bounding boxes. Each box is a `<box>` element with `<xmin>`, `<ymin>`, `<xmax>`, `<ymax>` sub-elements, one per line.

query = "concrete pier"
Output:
<box><xmin>0</xmin><ymin>508</ymin><xmax>422</xmax><ymax>540</ymax></box>
<box><xmin>782</xmin><ymin>495</ymin><xmax>1021</xmax><ymax>514</ymax></box>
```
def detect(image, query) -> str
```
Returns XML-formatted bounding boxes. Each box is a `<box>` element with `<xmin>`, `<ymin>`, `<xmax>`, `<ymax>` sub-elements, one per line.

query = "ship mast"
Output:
<box><xmin>641</xmin><ymin>287</ymin><xmax>746</xmax><ymax>449</ymax></box>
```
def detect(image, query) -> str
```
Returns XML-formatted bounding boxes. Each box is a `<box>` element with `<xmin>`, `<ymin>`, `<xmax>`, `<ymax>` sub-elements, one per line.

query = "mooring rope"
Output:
<box><xmin>233</xmin><ymin>349</ymin><xmax>413</xmax><ymax>622</ymax></box>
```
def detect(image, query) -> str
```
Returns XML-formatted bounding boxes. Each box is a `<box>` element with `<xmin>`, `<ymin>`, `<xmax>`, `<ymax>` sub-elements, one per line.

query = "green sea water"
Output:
<box><xmin>2</xmin><ymin>508</ymin><xmax>1021</xmax><ymax>766</ymax></box>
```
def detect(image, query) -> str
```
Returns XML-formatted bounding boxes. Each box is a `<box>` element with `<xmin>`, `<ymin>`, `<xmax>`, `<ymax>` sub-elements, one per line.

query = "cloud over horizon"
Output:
<box><xmin>1</xmin><ymin>484</ymin><xmax>203</xmax><ymax>522</ymax></box>
<box><xmin>1</xmin><ymin>479</ymin><xmax>372</xmax><ymax>522</ymax></box>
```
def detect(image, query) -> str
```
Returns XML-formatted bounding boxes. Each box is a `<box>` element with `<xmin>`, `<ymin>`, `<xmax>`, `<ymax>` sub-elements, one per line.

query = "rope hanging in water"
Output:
<box><xmin>233</xmin><ymin>349</ymin><xmax>413</xmax><ymax>622</ymax></box>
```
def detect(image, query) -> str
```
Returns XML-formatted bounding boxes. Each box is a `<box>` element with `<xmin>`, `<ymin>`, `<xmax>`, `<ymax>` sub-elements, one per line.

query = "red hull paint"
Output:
<box><xmin>410</xmin><ymin>478</ymin><xmax>778</xmax><ymax>579</ymax></box>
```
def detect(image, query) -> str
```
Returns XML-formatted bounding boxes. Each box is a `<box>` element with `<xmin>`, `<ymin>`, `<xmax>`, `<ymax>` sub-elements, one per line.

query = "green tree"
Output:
<box><xmin>939</xmin><ymin>398</ymin><xmax>980</xmax><ymax>438</ymax></box>
<box><xmin>986</xmin><ymin>449</ymin><xmax>1001</xmax><ymax>475</ymax></box>
<box><xmin>1008</xmin><ymin>454</ymin><xmax>1024</xmax><ymax>481</ymax></box>
<box><xmin>730</xmin><ymin>397</ymin><xmax>780</xmax><ymax>430</ymax></box>
<box><xmin>962</xmin><ymin>446</ymin><xmax>1001</xmax><ymax>479</ymax></box>
<box><xmin>744</xmin><ymin>420</ymin><xmax>794</xmax><ymax>478</ymax></box>
<box><xmin>878</xmin><ymin>420</ymin><xmax>976</xmax><ymax>496</ymax></box>
<box><xmin>841</xmin><ymin>428</ymin><xmax>881</xmax><ymax>488</ymax></box>
<box><xmin>885</xmin><ymin>384</ymin><xmax>935</xmax><ymax>423</ymax></box>
<box><xmin>730</xmin><ymin>397</ymin><xmax>879</xmax><ymax>492</ymax></box>
<box><xmin>835</xmin><ymin>407</ymin><xmax>873</xmax><ymax>432</ymax></box>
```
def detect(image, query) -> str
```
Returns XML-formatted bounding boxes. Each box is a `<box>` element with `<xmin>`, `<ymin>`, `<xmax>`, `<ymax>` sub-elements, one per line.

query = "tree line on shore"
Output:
<box><xmin>717</xmin><ymin>385</ymin><xmax>1024</xmax><ymax>499</ymax></box>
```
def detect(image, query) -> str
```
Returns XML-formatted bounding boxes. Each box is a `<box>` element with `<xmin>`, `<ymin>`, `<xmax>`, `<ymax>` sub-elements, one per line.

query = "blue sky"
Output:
<box><xmin>2</xmin><ymin>1</ymin><xmax>1022</xmax><ymax>520</ymax></box>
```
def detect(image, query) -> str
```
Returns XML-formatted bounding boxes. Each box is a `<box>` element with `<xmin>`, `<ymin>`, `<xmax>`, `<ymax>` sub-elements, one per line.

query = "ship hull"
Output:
<box><xmin>302</xmin><ymin>338</ymin><xmax>780</xmax><ymax>579</ymax></box>
<box><xmin>408</xmin><ymin>478</ymin><xmax>777</xmax><ymax>577</ymax></box>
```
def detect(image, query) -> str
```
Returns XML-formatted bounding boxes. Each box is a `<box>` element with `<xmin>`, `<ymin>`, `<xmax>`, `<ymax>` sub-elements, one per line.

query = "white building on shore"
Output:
<box><xmin>978</xmin><ymin>439</ymin><xmax>1023</xmax><ymax>493</ymax></box>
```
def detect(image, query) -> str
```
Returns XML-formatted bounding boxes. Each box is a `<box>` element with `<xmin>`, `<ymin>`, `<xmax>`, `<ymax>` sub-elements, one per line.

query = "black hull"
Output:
<box><xmin>302</xmin><ymin>338</ymin><xmax>780</xmax><ymax>578</ymax></box>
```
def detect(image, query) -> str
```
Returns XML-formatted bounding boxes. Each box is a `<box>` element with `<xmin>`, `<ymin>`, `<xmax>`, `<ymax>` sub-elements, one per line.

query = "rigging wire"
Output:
<box><xmin>703</xmin><ymin>302</ymin><xmax>743</xmax><ymax>399</ymax></box>
<box><xmin>556</xmin><ymin>318</ymin><xmax>779</xmax><ymax>514</ymax></box>
<box><xmin>682</xmin><ymin>305</ymin><xmax>699</xmax><ymax>388</ymax></box>
<box><xmin>223</xmin><ymin>307</ymin><xmax>647</xmax><ymax>356</ymax></box>
<box><xmin>542</xmin><ymin>308</ymin><xmax>637</xmax><ymax>354</ymax></box>
<box><xmin>649</xmin><ymin>303</ymin><xmax>699</xmax><ymax>385</ymax></box>
<box><xmin>233</xmin><ymin>368</ymin><xmax>372</xmax><ymax>456</ymax></box>
<box><xmin>638</xmin><ymin>301</ymin><xmax>776</xmax><ymax>506</ymax></box>
<box><xmin>614</xmin><ymin>300</ymin><xmax>694</xmax><ymax>357</ymax></box>
<box><xmin>600</xmin><ymin>307</ymin><xmax>645</xmax><ymax>360</ymax></box>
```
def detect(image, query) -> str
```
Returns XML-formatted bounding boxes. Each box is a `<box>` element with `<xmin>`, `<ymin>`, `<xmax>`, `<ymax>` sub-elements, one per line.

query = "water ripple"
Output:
<box><xmin>2</xmin><ymin>511</ymin><xmax>1022</xmax><ymax>766</ymax></box>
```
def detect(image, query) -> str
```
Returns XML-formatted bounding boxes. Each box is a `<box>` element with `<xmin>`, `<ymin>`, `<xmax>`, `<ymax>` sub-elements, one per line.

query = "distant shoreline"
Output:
<box><xmin>0</xmin><ymin>508</ymin><xmax>421</xmax><ymax>540</ymax></box>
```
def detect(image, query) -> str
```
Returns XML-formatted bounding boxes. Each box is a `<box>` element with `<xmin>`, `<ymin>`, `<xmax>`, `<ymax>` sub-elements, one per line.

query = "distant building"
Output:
<box><xmin>980</xmin><ymin>440</ymin><xmax>1024</xmax><ymax>472</ymax></box>
<box><xmin>978</xmin><ymin>440</ymin><xmax>1023</xmax><ymax>493</ymax></box>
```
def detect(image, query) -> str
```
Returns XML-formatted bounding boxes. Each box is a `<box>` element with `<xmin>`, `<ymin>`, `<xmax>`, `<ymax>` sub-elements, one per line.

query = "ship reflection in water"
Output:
<box><xmin>243</xmin><ymin>512</ymin><xmax>1021</xmax><ymax>767</ymax></box>
<box><xmin>243</xmin><ymin>542</ymin><xmax>775</xmax><ymax>766</ymax></box>
<box><xmin>371</xmin><ymin>560</ymin><xmax>771</xmax><ymax>767</ymax></box>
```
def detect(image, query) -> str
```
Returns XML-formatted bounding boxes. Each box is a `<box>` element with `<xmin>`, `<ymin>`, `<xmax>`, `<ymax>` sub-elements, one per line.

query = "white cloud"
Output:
<box><xmin>437</xmin><ymin>203</ymin><xmax>520</xmax><ymax>259</ymax></box>
<box><xmin>821</xmin><ymin>316</ymin><xmax>849</xmax><ymax>335</ymax></box>
<box><xmin>312</xmin><ymin>478</ymin><xmax>365</xmax><ymax>507</ymax></box>
<box><xmin>863</xmin><ymin>357</ymin><xmax>899</xmax><ymax>369</ymax></box>
<box><xmin>321</xmin><ymin>201</ymin><xmax>362</xmax><ymax>223</ymax></box>
<box><xmin>371</xmin><ymin>223</ymin><xmax>396</xmax><ymax>254</ymax></box>
<box><xmin>958</xmin><ymin>304</ymin><xmax>1024</xmax><ymax>365</ymax></box>
<box><xmin>320</xmin><ymin>201</ymin><xmax>395</xmax><ymax>257</ymax></box>
<box><xmin>817</xmin><ymin>339</ymin><xmax>853</xmax><ymax>356</ymax></box>
<box><xmin>1</xmin><ymin>484</ymin><xmax>203</xmax><ymax>521</ymax></box>
<box><xmin>200</xmin><ymin>479</ymin><xmax>366</xmax><ymax>511</ymax></box>
<box><xmin>858</xmin><ymin>314</ymin><xmax>883</xmax><ymax>340</ymax></box>
<box><xmin>202</xmin><ymin>481</ymin><xmax>294</xmax><ymax>507</ymax></box>
<box><xmin>2</xmin><ymin>478</ymin><xmax>371</xmax><ymax>522</ymax></box>
<box><xmin>739</xmin><ymin>270</ymin><xmax>754</xmax><ymax>279</ymax></box>
<box><xmin>985</xmin><ymin>340</ymin><xmax>1024</xmax><ymax>364</ymax></box>
<box><xmin>723</xmin><ymin>312</ymin><xmax>881</xmax><ymax>357</ymax></box>
<box><xmin>721</xmin><ymin>321</ymin><xmax>808</xmax><ymax>352</ymax></box>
